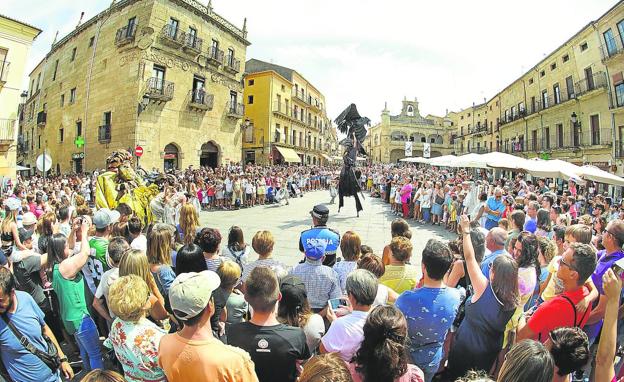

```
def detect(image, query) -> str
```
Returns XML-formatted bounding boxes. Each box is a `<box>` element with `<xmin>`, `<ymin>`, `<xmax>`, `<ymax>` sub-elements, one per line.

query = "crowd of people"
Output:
<box><xmin>1</xmin><ymin>161</ymin><xmax>624</xmax><ymax>382</ymax></box>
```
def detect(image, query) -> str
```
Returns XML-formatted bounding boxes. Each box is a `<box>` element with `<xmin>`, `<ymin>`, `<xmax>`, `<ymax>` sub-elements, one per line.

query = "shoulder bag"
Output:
<box><xmin>0</xmin><ymin>314</ymin><xmax>61</xmax><ymax>373</ymax></box>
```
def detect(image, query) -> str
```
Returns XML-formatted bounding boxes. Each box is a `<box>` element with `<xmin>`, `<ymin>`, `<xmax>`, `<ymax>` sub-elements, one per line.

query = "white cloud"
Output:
<box><xmin>5</xmin><ymin>0</ymin><xmax>616</xmax><ymax>123</ymax></box>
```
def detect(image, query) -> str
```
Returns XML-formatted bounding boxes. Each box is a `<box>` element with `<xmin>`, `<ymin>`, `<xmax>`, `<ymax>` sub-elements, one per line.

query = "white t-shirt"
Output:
<box><xmin>131</xmin><ymin>235</ymin><xmax>147</xmax><ymax>252</ymax></box>
<box><xmin>321</xmin><ymin>310</ymin><xmax>368</xmax><ymax>362</ymax></box>
<box><xmin>95</xmin><ymin>267</ymin><xmax>119</xmax><ymax>319</ymax></box>
<box><xmin>372</xmin><ymin>284</ymin><xmax>390</xmax><ymax>307</ymax></box>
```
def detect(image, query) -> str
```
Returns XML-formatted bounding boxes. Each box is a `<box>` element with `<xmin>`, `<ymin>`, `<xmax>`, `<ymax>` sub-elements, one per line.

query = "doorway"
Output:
<box><xmin>199</xmin><ymin>141</ymin><xmax>220</xmax><ymax>169</ymax></box>
<box><xmin>163</xmin><ymin>143</ymin><xmax>179</xmax><ymax>171</ymax></box>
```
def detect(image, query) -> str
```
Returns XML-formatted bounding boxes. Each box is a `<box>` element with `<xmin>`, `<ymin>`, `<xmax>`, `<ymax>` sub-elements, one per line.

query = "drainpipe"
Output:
<box><xmin>83</xmin><ymin>0</ymin><xmax>117</xmax><ymax>172</ymax></box>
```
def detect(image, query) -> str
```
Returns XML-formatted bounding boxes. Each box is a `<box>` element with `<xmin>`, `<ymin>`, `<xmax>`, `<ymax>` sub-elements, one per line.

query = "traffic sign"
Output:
<box><xmin>135</xmin><ymin>146</ymin><xmax>144</xmax><ymax>157</ymax></box>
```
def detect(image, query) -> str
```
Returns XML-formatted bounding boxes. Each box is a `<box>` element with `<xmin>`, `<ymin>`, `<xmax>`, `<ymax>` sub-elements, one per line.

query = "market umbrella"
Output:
<box><xmin>428</xmin><ymin>155</ymin><xmax>458</xmax><ymax>167</ymax></box>
<box><xmin>400</xmin><ymin>157</ymin><xmax>430</xmax><ymax>163</ymax></box>
<box><xmin>578</xmin><ymin>165</ymin><xmax>624</xmax><ymax>186</ymax></box>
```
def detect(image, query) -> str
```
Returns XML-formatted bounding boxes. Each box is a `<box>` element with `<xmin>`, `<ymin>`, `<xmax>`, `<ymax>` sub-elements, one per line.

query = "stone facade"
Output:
<box><xmin>0</xmin><ymin>15</ymin><xmax>40</xmax><ymax>181</ymax></box>
<box><xmin>451</xmin><ymin>1</ymin><xmax>624</xmax><ymax>175</ymax></box>
<box><xmin>19</xmin><ymin>0</ymin><xmax>248</xmax><ymax>173</ymax></box>
<box><xmin>365</xmin><ymin>98</ymin><xmax>455</xmax><ymax>163</ymax></box>
<box><xmin>242</xmin><ymin>59</ymin><xmax>337</xmax><ymax>166</ymax></box>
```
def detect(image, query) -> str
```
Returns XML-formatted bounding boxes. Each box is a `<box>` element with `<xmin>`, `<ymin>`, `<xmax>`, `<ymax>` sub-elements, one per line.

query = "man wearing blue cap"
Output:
<box><xmin>299</xmin><ymin>204</ymin><xmax>340</xmax><ymax>267</ymax></box>
<box><xmin>290</xmin><ymin>237</ymin><xmax>341</xmax><ymax>314</ymax></box>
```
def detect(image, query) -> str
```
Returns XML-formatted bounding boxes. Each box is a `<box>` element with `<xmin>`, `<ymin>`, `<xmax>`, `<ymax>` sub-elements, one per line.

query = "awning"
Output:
<box><xmin>320</xmin><ymin>153</ymin><xmax>332</xmax><ymax>161</ymax></box>
<box><xmin>275</xmin><ymin>146</ymin><xmax>301</xmax><ymax>163</ymax></box>
<box><xmin>16</xmin><ymin>165</ymin><xmax>30</xmax><ymax>171</ymax></box>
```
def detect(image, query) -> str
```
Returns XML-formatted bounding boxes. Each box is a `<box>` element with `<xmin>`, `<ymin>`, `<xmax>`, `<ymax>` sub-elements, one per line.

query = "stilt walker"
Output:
<box><xmin>335</xmin><ymin>104</ymin><xmax>370</xmax><ymax>217</ymax></box>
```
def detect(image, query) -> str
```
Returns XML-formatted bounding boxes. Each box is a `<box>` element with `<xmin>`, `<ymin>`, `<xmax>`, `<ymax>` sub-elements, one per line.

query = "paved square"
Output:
<box><xmin>199</xmin><ymin>191</ymin><xmax>456</xmax><ymax>268</ymax></box>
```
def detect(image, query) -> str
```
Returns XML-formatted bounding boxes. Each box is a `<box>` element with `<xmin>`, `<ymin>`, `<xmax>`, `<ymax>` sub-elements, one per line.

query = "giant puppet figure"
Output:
<box><xmin>95</xmin><ymin>150</ymin><xmax>160</xmax><ymax>224</ymax></box>
<box><xmin>335</xmin><ymin>104</ymin><xmax>370</xmax><ymax>217</ymax></box>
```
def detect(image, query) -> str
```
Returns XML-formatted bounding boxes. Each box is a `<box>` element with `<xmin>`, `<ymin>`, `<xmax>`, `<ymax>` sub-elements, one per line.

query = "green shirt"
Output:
<box><xmin>86</xmin><ymin>236</ymin><xmax>110</xmax><ymax>289</ymax></box>
<box><xmin>52</xmin><ymin>264</ymin><xmax>89</xmax><ymax>335</ymax></box>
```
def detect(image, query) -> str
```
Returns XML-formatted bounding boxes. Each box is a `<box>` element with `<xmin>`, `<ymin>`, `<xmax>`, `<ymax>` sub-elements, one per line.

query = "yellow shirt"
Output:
<box><xmin>379</xmin><ymin>264</ymin><xmax>420</xmax><ymax>294</ymax></box>
<box><xmin>159</xmin><ymin>333</ymin><xmax>258</xmax><ymax>382</ymax></box>
<box><xmin>541</xmin><ymin>256</ymin><xmax>562</xmax><ymax>302</ymax></box>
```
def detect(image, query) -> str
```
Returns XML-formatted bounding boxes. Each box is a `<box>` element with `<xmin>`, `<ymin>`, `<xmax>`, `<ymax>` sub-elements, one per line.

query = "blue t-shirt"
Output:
<box><xmin>396</xmin><ymin>287</ymin><xmax>461</xmax><ymax>369</ymax></box>
<box><xmin>299</xmin><ymin>227</ymin><xmax>340</xmax><ymax>256</ymax></box>
<box><xmin>486</xmin><ymin>196</ymin><xmax>504</xmax><ymax>222</ymax></box>
<box><xmin>585</xmin><ymin>250</ymin><xmax>624</xmax><ymax>340</ymax></box>
<box><xmin>0</xmin><ymin>291</ymin><xmax>59</xmax><ymax>382</ymax></box>
<box><xmin>480</xmin><ymin>250</ymin><xmax>509</xmax><ymax>279</ymax></box>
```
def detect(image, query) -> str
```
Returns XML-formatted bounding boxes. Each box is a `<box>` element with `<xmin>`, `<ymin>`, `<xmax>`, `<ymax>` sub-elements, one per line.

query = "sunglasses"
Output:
<box><xmin>558</xmin><ymin>257</ymin><xmax>577</xmax><ymax>272</ymax></box>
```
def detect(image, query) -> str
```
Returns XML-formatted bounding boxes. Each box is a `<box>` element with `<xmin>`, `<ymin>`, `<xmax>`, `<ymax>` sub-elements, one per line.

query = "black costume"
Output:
<box><xmin>335</xmin><ymin>104</ymin><xmax>370</xmax><ymax>216</ymax></box>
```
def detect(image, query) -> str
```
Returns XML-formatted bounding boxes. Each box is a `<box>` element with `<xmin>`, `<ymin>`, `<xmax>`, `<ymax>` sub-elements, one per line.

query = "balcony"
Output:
<box><xmin>224</xmin><ymin>55</ymin><xmax>240</xmax><ymax>74</ymax></box>
<box><xmin>145</xmin><ymin>77</ymin><xmax>175</xmax><ymax>101</ymax></box>
<box><xmin>292</xmin><ymin>89</ymin><xmax>309</xmax><ymax>104</ymax></box>
<box><xmin>588</xmin><ymin>128</ymin><xmax>612</xmax><ymax>147</ymax></box>
<box><xmin>0</xmin><ymin>119</ymin><xmax>15</xmax><ymax>147</ymax></box>
<box><xmin>181</xmin><ymin>32</ymin><xmax>202</xmax><ymax>55</ymax></box>
<box><xmin>36</xmin><ymin>111</ymin><xmax>46</xmax><ymax>127</ymax></box>
<box><xmin>188</xmin><ymin>89</ymin><xmax>214</xmax><ymax>111</ymax></box>
<box><xmin>272</xmin><ymin>101</ymin><xmax>293</xmax><ymax>118</ymax></box>
<box><xmin>160</xmin><ymin>25</ymin><xmax>184</xmax><ymax>47</ymax></box>
<box><xmin>468</xmin><ymin>123</ymin><xmax>489</xmax><ymax>136</ymax></box>
<box><xmin>0</xmin><ymin>60</ymin><xmax>9</xmax><ymax>90</ymax></box>
<box><xmin>98</xmin><ymin>124</ymin><xmax>111</xmax><ymax>143</ymax></box>
<box><xmin>206</xmin><ymin>46</ymin><xmax>224</xmax><ymax>66</ymax></box>
<box><xmin>226</xmin><ymin>101</ymin><xmax>244</xmax><ymax>118</ymax></box>
<box><xmin>574</xmin><ymin>72</ymin><xmax>607</xmax><ymax>98</ymax></box>
<box><xmin>310</xmin><ymin>100</ymin><xmax>322</xmax><ymax>112</ymax></box>
<box><xmin>600</xmin><ymin>34</ymin><xmax>624</xmax><ymax>62</ymax></box>
<box><xmin>115</xmin><ymin>24</ymin><xmax>137</xmax><ymax>47</ymax></box>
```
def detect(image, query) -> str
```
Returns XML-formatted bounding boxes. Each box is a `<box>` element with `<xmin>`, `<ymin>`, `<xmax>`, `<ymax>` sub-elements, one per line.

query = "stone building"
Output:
<box><xmin>452</xmin><ymin>0</ymin><xmax>624</xmax><ymax>175</ymax></box>
<box><xmin>0</xmin><ymin>15</ymin><xmax>40</xmax><ymax>182</ymax></box>
<box><xmin>365</xmin><ymin>98</ymin><xmax>455</xmax><ymax>163</ymax></box>
<box><xmin>242</xmin><ymin>59</ymin><xmax>336</xmax><ymax>166</ymax></box>
<box><xmin>19</xmin><ymin>0</ymin><xmax>249</xmax><ymax>173</ymax></box>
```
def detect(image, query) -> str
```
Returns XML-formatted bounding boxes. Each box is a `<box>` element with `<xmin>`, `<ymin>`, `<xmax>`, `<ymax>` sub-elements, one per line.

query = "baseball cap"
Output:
<box><xmin>22</xmin><ymin>212</ymin><xmax>37</xmax><ymax>226</ymax></box>
<box><xmin>169</xmin><ymin>271</ymin><xmax>221</xmax><ymax>320</ymax></box>
<box><xmin>304</xmin><ymin>238</ymin><xmax>327</xmax><ymax>260</ymax></box>
<box><xmin>524</xmin><ymin>219</ymin><xmax>537</xmax><ymax>233</ymax></box>
<box><xmin>93</xmin><ymin>208</ymin><xmax>120</xmax><ymax>229</ymax></box>
<box><xmin>310</xmin><ymin>204</ymin><xmax>329</xmax><ymax>219</ymax></box>
<box><xmin>18</xmin><ymin>227</ymin><xmax>33</xmax><ymax>243</ymax></box>
<box><xmin>279</xmin><ymin>275</ymin><xmax>307</xmax><ymax>311</ymax></box>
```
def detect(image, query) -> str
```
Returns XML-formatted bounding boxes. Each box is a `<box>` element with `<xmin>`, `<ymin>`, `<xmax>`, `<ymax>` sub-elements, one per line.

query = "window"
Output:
<box><xmin>211</xmin><ymin>39</ymin><xmax>219</xmax><ymax>57</ymax></box>
<box><xmin>69</xmin><ymin>88</ymin><xmax>77</xmax><ymax>104</ymax></box>
<box><xmin>553</xmin><ymin>83</ymin><xmax>561</xmax><ymax>104</ymax></box>
<box><xmin>544</xmin><ymin>127</ymin><xmax>550</xmax><ymax>149</ymax></box>
<box><xmin>52</xmin><ymin>59</ymin><xmax>59</xmax><ymax>81</ymax></box>
<box><xmin>616</xmin><ymin>83</ymin><xmax>624</xmax><ymax>107</ymax></box>
<box><xmin>281</xmin><ymin>85</ymin><xmax>285</xmax><ymax>92</ymax></box>
<box><xmin>511</xmin><ymin>106</ymin><xmax>516</xmax><ymax>118</ymax></box>
<box><xmin>550</xmin><ymin>62</ymin><xmax>556</xmax><ymax>70</ymax></box>
<box><xmin>76</xmin><ymin>120</ymin><xmax>82</xmax><ymax>137</ymax></box>
<box><xmin>71</xmin><ymin>47</ymin><xmax>77</xmax><ymax>62</ymax></box>
<box><xmin>540</xmin><ymin>70</ymin><xmax>545</xmax><ymax>77</ymax></box>
<box><xmin>580</xmin><ymin>42</ymin><xmax>588</xmax><ymax>51</ymax></box>
<box><xmin>563</xmin><ymin>54</ymin><xmax>569</xmax><ymax>63</ymax></box>
<box><xmin>591</xmin><ymin>114</ymin><xmax>600</xmax><ymax>145</ymax></box>
<box><xmin>274</xmin><ymin>124</ymin><xmax>281</xmax><ymax>143</ymax></box>
<box><xmin>59</xmin><ymin>128</ymin><xmax>64</xmax><ymax>143</ymax></box>
<box><xmin>192</xmin><ymin>75</ymin><xmax>205</xmax><ymax>102</ymax></box>
<box><xmin>169</xmin><ymin>18</ymin><xmax>179</xmax><ymax>37</ymax></box>
<box><xmin>188</xmin><ymin>26</ymin><xmax>197</xmax><ymax>43</ymax></box>
<box><xmin>60</xmin><ymin>94</ymin><xmax>65</xmax><ymax>107</ymax></box>
<box><xmin>103</xmin><ymin>111</ymin><xmax>112</xmax><ymax>126</ymax></box>
<box><xmin>152</xmin><ymin>65</ymin><xmax>165</xmax><ymax>90</ymax></box>
<box><xmin>530</xmin><ymin>96</ymin><xmax>536</xmax><ymax>113</ymax></box>
<box><xmin>604</xmin><ymin>29</ymin><xmax>617</xmax><ymax>56</ymax></box>
<box><xmin>292</xmin><ymin>130</ymin><xmax>296</xmax><ymax>145</ymax></box>
<box><xmin>36</xmin><ymin>73</ymin><xmax>41</xmax><ymax>91</ymax></box>
<box><xmin>89</xmin><ymin>36</ymin><xmax>95</xmax><ymax>47</ymax></box>
<box><xmin>227</xmin><ymin>48</ymin><xmax>234</xmax><ymax>65</ymax></box>
<box><xmin>541</xmin><ymin>90</ymin><xmax>548</xmax><ymax>109</ymax></box>
<box><xmin>566</xmin><ymin>76</ymin><xmax>575</xmax><ymax>98</ymax></box>
<box><xmin>248</xmin><ymin>95</ymin><xmax>254</xmax><ymax>104</ymax></box>
<box><xmin>229</xmin><ymin>91</ymin><xmax>237</xmax><ymax>111</ymax></box>
<box><xmin>38</xmin><ymin>135</ymin><xmax>41</xmax><ymax>149</ymax></box>
<box><xmin>127</xmin><ymin>17</ymin><xmax>136</xmax><ymax>35</ymax></box>
<box><xmin>619</xmin><ymin>20</ymin><xmax>624</xmax><ymax>47</ymax></box>
<box><xmin>248</xmin><ymin>79</ymin><xmax>254</xmax><ymax>86</ymax></box>
<box><xmin>299</xmin><ymin>132</ymin><xmax>303</xmax><ymax>147</ymax></box>
<box><xmin>468</xmin><ymin>113</ymin><xmax>471</xmax><ymax>117</ymax></box>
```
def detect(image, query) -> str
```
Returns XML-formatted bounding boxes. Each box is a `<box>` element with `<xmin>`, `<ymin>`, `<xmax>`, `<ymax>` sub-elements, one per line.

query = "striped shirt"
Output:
<box><xmin>290</xmin><ymin>258</ymin><xmax>341</xmax><ymax>310</ymax></box>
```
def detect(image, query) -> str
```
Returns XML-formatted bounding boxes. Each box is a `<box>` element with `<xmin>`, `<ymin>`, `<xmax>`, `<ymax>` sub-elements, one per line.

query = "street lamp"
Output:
<box><xmin>20</xmin><ymin>91</ymin><xmax>27</xmax><ymax>103</ymax></box>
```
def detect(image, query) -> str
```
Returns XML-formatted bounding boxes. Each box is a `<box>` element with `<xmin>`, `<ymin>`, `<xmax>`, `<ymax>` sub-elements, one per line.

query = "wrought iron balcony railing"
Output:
<box><xmin>188</xmin><ymin>89</ymin><xmax>214</xmax><ymax>110</ymax></box>
<box><xmin>98</xmin><ymin>124</ymin><xmax>111</xmax><ymax>143</ymax></box>
<box><xmin>145</xmin><ymin>77</ymin><xmax>175</xmax><ymax>101</ymax></box>
<box><xmin>115</xmin><ymin>24</ymin><xmax>137</xmax><ymax>46</ymax></box>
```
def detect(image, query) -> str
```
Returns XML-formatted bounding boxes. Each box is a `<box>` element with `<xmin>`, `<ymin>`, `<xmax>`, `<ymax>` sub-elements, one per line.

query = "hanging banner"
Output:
<box><xmin>405</xmin><ymin>141</ymin><xmax>413</xmax><ymax>157</ymax></box>
<box><xmin>423</xmin><ymin>143</ymin><xmax>431</xmax><ymax>158</ymax></box>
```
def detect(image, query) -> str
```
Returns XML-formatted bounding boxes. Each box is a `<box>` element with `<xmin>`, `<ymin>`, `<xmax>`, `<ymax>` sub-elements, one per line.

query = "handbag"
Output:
<box><xmin>435</xmin><ymin>193</ymin><xmax>444</xmax><ymax>205</ymax></box>
<box><xmin>1</xmin><ymin>314</ymin><xmax>61</xmax><ymax>373</ymax></box>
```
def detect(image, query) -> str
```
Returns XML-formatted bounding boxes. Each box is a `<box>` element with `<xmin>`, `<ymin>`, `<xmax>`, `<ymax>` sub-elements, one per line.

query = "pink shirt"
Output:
<box><xmin>347</xmin><ymin>363</ymin><xmax>424</xmax><ymax>382</ymax></box>
<box><xmin>400</xmin><ymin>184</ymin><xmax>413</xmax><ymax>204</ymax></box>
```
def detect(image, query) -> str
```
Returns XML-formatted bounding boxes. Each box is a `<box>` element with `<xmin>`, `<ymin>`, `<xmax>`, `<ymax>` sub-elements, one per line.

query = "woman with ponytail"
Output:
<box><xmin>348</xmin><ymin>305</ymin><xmax>425</xmax><ymax>382</ymax></box>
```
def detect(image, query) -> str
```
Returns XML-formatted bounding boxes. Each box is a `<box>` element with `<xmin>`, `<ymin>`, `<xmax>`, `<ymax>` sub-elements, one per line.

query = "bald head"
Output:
<box><xmin>487</xmin><ymin>227</ymin><xmax>508</xmax><ymax>250</ymax></box>
<box><xmin>606</xmin><ymin>219</ymin><xmax>624</xmax><ymax>248</ymax></box>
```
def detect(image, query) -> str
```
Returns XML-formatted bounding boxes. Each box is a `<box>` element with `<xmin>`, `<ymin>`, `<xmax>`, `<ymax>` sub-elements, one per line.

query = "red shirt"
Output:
<box><xmin>527</xmin><ymin>286</ymin><xmax>592</xmax><ymax>342</ymax></box>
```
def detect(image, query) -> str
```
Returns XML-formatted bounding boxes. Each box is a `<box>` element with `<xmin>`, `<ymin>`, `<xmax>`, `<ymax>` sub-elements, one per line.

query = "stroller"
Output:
<box><xmin>289</xmin><ymin>182</ymin><xmax>303</xmax><ymax>198</ymax></box>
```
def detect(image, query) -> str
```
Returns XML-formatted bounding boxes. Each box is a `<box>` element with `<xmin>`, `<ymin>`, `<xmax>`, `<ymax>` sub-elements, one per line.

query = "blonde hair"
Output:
<box><xmin>179</xmin><ymin>204</ymin><xmax>199</xmax><ymax>246</ymax></box>
<box><xmin>1</xmin><ymin>210</ymin><xmax>17</xmax><ymax>233</ymax></box>
<box><xmin>217</xmin><ymin>260</ymin><xmax>241</xmax><ymax>290</ymax></box>
<box><xmin>298</xmin><ymin>353</ymin><xmax>353</xmax><ymax>382</ymax></box>
<box><xmin>147</xmin><ymin>223</ymin><xmax>173</xmax><ymax>265</ymax></box>
<box><xmin>119</xmin><ymin>249</ymin><xmax>154</xmax><ymax>288</ymax></box>
<box><xmin>109</xmin><ymin>275</ymin><xmax>149</xmax><ymax>322</ymax></box>
<box><xmin>389</xmin><ymin>236</ymin><xmax>413</xmax><ymax>263</ymax></box>
<box><xmin>80</xmin><ymin>369</ymin><xmax>126</xmax><ymax>382</ymax></box>
<box><xmin>252</xmin><ymin>230</ymin><xmax>274</xmax><ymax>257</ymax></box>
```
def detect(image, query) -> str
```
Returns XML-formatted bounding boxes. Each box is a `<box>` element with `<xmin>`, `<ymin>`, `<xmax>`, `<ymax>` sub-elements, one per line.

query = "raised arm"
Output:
<box><xmin>459</xmin><ymin>215</ymin><xmax>488</xmax><ymax>299</ymax></box>
<box><xmin>59</xmin><ymin>217</ymin><xmax>92</xmax><ymax>279</ymax></box>
<box><xmin>595</xmin><ymin>269</ymin><xmax>621</xmax><ymax>382</ymax></box>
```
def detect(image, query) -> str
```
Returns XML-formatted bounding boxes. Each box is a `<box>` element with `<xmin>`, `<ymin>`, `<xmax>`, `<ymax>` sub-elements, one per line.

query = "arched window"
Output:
<box><xmin>421</xmin><ymin>136</ymin><xmax>426</xmax><ymax>143</ymax></box>
<box><xmin>406</xmin><ymin>105</ymin><xmax>414</xmax><ymax>116</ymax></box>
<box><xmin>391</xmin><ymin>131</ymin><xmax>407</xmax><ymax>141</ymax></box>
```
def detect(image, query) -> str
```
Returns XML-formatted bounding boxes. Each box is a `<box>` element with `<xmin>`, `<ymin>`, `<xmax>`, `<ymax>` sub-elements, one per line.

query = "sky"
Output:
<box><xmin>5</xmin><ymin>0</ymin><xmax>618</xmax><ymax>124</ymax></box>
